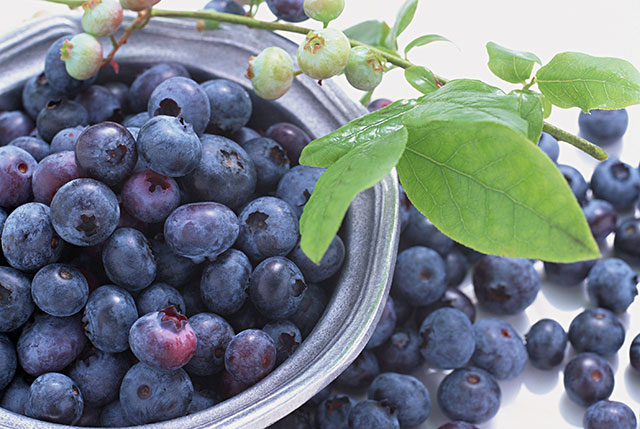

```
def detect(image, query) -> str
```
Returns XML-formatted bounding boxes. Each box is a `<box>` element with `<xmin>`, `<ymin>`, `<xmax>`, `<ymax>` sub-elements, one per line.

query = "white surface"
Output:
<box><xmin>3</xmin><ymin>1</ymin><xmax>640</xmax><ymax>428</ymax></box>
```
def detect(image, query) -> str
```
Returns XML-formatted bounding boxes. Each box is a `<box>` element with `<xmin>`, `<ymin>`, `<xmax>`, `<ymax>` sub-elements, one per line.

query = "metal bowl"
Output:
<box><xmin>0</xmin><ymin>14</ymin><xmax>399</xmax><ymax>429</ymax></box>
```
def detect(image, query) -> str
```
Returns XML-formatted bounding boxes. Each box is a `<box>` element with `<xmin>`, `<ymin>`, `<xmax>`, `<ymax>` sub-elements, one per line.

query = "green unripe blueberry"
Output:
<box><xmin>60</xmin><ymin>33</ymin><xmax>103</xmax><ymax>81</ymax></box>
<box><xmin>297</xmin><ymin>28</ymin><xmax>351</xmax><ymax>80</ymax></box>
<box><xmin>82</xmin><ymin>0</ymin><xmax>124</xmax><ymax>37</ymax></box>
<box><xmin>119</xmin><ymin>0</ymin><xmax>160</xmax><ymax>11</ymax></box>
<box><xmin>303</xmin><ymin>0</ymin><xmax>345</xmax><ymax>24</ymax></box>
<box><xmin>344</xmin><ymin>46</ymin><xmax>384</xmax><ymax>91</ymax></box>
<box><xmin>247</xmin><ymin>47</ymin><xmax>295</xmax><ymax>100</ymax></box>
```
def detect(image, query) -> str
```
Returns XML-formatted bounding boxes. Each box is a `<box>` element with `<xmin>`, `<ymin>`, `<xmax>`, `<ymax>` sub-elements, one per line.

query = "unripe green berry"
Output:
<box><xmin>247</xmin><ymin>47</ymin><xmax>295</xmax><ymax>100</ymax></box>
<box><xmin>297</xmin><ymin>28</ymin><xmax>350</xmax><ymax>80</ymax></box>
<box><xmin>303</xmin><ymin>0</ymin><xmax>345</xmax><ymax>24</ymax></box>
<box><xmin>60</xmin><ymin>33</ymin><xmax>103</xmax><ymax>81</ymax></box>
<box><xmin>82</xmin><ymin>0</ymin><xmax>124</xmax><ymax>37</ymax></box>
<box><xmin>119</xmin><ymin>0</ymin><xmax>160</xmax><ymax>11</ymax></box>
<box><xmin>344</xmin><ymin>46</ymin><xmax>384</xmax><ymax>91</ymax></box>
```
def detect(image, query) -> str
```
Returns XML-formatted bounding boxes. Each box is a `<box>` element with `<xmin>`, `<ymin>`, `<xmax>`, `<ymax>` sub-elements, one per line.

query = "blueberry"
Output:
<box><xmin>630</xmin><ymin>333</ymin><xmax>640</xmax><ymax>373</ymax></box>
<box><xmin>275</xmin><ymin>165</ymin><xmax>325</xmax><ymax>217</ymax></box>
<box><xmin>367</xmin><ymin>98</ymin><xmax>392</xmax><ymax>112</ymax></box>
<box><xmin>437</xmin><ymin>422</ymin><xmax>479</xmax><ymax>429</ymax></box>
<box><xmin>128</xmin><ymin>63</ymin><xmax>190</xmax><ymax>113</ymax></box>
<box><xmin>148</xmin><ymin>76</ymin><xmax>210</xmax><ymax>135</ymax></box>
<box><xmin>615</xmin><ymin>217</ymin><xmax>640</xmax><ymax>263</ymax></box>
<box><xmin>137</xmin><ymin>283</ymin><xmax>186</xmax><ymax>315</ymax></box>
<box><xmin>50</xmin><ymin>178</ymin><xmax>120</xmax><ymax>246</ymax></box>
<box><xmin>187</xmin><ymin>389</ymin><xmax>218</xmax><ymax>414</ymax></box>
<box><xmin>8</xmin><ymin>136</ymin><xmax>50</xmax><ymax>162</ymax></box>
<box><xmin>437</xmin><ymin>366</ymin><xmax>501</xmax><ymax>424</ymax></box>
<box><xmin>419</xmin><ymin>308</ymin><xmax>475</xmax><ymax>369</ymax></box>
<box><xmin>150</xmin><ymin>234</ymin><xmax>198</xmax><ymax>288</ymax></box>
<box><xmin>366</xmin><ymin>296</ymin><xmax>397</xmax><ymax>349</ymax></box>
<box><xmin>291</xmin><ymin>283</ymin><xmax>328</xmax><ymax>338</ymax></box>
<box><xmin>2</xmin><ymin>203</ymin><xmax>63</xmax><ymax>272</ymax></box>
<box><xmin>0</xmin><ymin>373</ymin><xmax>30</xmax><ymax>415</ymax></box>
<box><xmin>558</xmin><ymin>164</ymin><xmax>589</xmax><ymax>203</ymax></box>
<box><xmin>224</xmin><ymin>329</ymin><xmax>277</xmax><ymax>385</ymax></box>
<box><xmin>401</xmin><ymin>206</ymin><xmax>454</xmax><ymax>256</ymax></box>
<box><xmin>100</xmin><ymin>400</ymin><xmax>132</xmax><ymax>427</ymax></box>
<box><xmin>334</xmin><ymin>350</ymin><xmax>379</xmax><ymax>391</ymax></box>
<box><xmin>537</xmin><ymin>132</ymin><xmax>559</xmax><ymax>162</ymax></box>
<box><xmin>568</xmin><ymin>308</ymin><xmax>625</xmax><ymax>357</ymax></box>
<box><xmin>227</xmin><ymin>300</ymin><xmax>269</xmax><ymax>333</ymax></box>
<box><xmin>415</xmin><ymin>287</ymin><xmax>476</xmax><ymax>324</ymax></box>
<box><xmin>579</xmin><ymin>108</ymin><xmax>629</xmax><ymax>145</ymax></box>
<box><xmin>119</xmin><ymin>362</ymin><xmax>193</xmax><ymax>424</ymax></box>
<box><xmin>220</xmin><ymin>369</ymin><xmax>249</xmax><ymax>399</ymax></box>
<box><xmin>137</xmin><ymin>115</ymin><xmax>202</xmax><ymax>177</ymax></box>
<box><xmin>583</xmin><ymin>199</ymin><xmax>617</xmax><ymax>242</ymax></box>
<box><xmin>590</xmin><ymin>159</ymin><xmax>640</xmax><ymax>211</ymax></box>
<box><xmin>201</xmin><ymin>249</ymin><xmax>251</xmax><ymax>316</ymax></box>
<box><xmin>315</xmin><ymin>394</ymin><xmax>354</xmax><ymax>429</ymax></box>
<box><xmin>265</xmin><ymin>0</ymin><xmax>308</xmax><ymax>22</ymax></box>
<box><xmin>36</xmin><ymin>99</ymin><xmax>90</xmax><ymax>143</ymax></box>
<box><xmin>121</xmin><ymin>169</ymin><xmax>181</xmax><ymax>224</ymax></box>
<box><xmin>75</xmin><ymin>122</ymin><xmax>137</xmax><ymax>186</ymax></box>
<box><xmin>104</xmin><ymin>81</ymin><xmax>130</xmax><ymax>113</ymax></box>
<box><xmin>44</xmin><ymin>36</ymin><xmax>96</xmax><ymax>95</ymax></box>
<box><xmin>243</xmin><ymin>137</ymin><xmax>291</xmax><ymax>192</ymax></box>
<box><xmin>21</xmin><ymin>73</ymin><xmax>63</xmax><ymax>120</ymax></box>
<box><xmin>17</xmin><ymin>314</ymin><xmax>87</xmax><ymax>377</ymax></box>
<box><xmin>473</xmin><ymin>255</ymin><xmax>540</xmax><ymax>315</ymax></box>
<box><xmin>203</xmin><ymin>0</ymin><xmax>245</xmax><ymax>16</ymax></box>
<box><xmin>390</xmin><ymin>295</ymin><xmax>413</xmax><ymax>325</ymax></box>
<box><xmin>564</xmin><ymin>352</ymin><xmax>614</xmax><ymax>406</ymax></box>
<box><xmin>587</xmin><ymin>258</ymin><xmax>638</xmax><ymax>313</ymax></box>
<box><xmin>584</xmin><ymin>400</ymin><xmax>637</xmax><ymax>429</ymax></box>
<box><xmin>472</xmin><ymin>318</ymin><xmax>527</xmax><ymax>380</ymax></box>
<box><xmin>123</xmin><ymin>112</ymin><xmax>150</xmax><ymax>128</ymax></box>
<box><xmin>180</xmin><ymin>134</ymin><xmax>256</xmax><ymax>210</ymax></box>
<box><xmin>25</xmin><ymin>372</ymin><xmax>83</xmax><ymax>425</ymax></box>
<box><xmin>31</xmin><ymin>263</ymin><xmax>88</xmax><ymax>317</ymax></box>
<box><xmin>0</xmin><ymin>110</ymin><xmax>35</xmax><ymax>146</ymax></box>
<box><xmin>74</xmin><ymin>85</ymin><xmax>122</xmax><ymax>123</ymax></box>
<box><xmin>164</xmin><ymin>202</ymin><xmax>239</xmax><ymax>263</ymax></box>
<box><xmin>184</xmin><ymin>313</ymin><xmax>234</xmax><ymax>376</ymax></box>
<box><xmin>444</xmin><ymin>248</ymin><xmax>469</xmax><ymax>288</ymax></box>
<box><xmin>393</xmin><ymin>246</ymin><xmax>447</xmax><ymax>306</ymax></box>
<box><xmin>288</xmin><ymin>235</ymin><xmax>345</xmax><ymax>283</ymax></box>
<box><xmin>543</xmin><ymin>259</ymin><xmax>597</xmax><ymax>287</ymax></box>
<box><xmin>368</xmin><ymin>372</ymin><xmax>429</xmax><ymax>426</ymax></box>
<box><xmin>376</xmin><ymin>327</ymin><xmax>423</xmax><ymax>374</ymax></box>
<box><xmin>67</xmin><ymin>349</ymin><xmax>130</xmax><ymax>407</ymax></box>
<box><xmin>237</xmin><ymin>197</ymin><xmax>299</xmax><ymax>262</ymax></box>
<box><xmin>0</xmin><ymin>146</ymin><xmax>37</xmax><ymax>208</ymax></box>
<box><xmin>33</xmin><ymin>152</ymin><xmax>81</xmax><ymax>207</ymax></box>
<box><xmin>348</xmin><ymin>399</ymin><xmax>400</xmax><ymax>429</ymax></box>
<box><xmin>102</xmin><ymin>228</ymin><xmax>156</xmax><ymax>292</ymax></box>
<box><xmin>0</xmin><ymin>334</ymin><xmax>16</xmax><ymax>390</ymax></box>
<box><xmin>229</xmin><ymin>126</ymin><xmax>261</xmax><ymax>146</ymax></box>
<box><xmin>201</xmin><ymin>79</ymin><xmax>252</xmax><ymax>134</ymax></box>
<box><xmin>250</xmin><ymin>256</ymin><xmax>307</xmax><ymax>319</ymax></box>
<box><xmin>0</xmin><ymin>266</ymin><xmax>34</xmax><ymax>332</ymax></box>
<box><xmin>50</xmin><ymin>125</ymin><xmax>85</xmax><ymax>153</ymax></box>
<box><xmin>525</xmin><ymin>319</ymin><xmax>567</xmax><ymax>370</ymax></box>
<box><xmin>83</xmin><ymin>285</ymin><xmax>138</xmax><ymax>353</ymax></box>
<box><xmin>264</xmin><ymin>122</ymin><xmax>311</xmax><ymax>166</ymax></box>
<box><xmin>263</xmin><ymin>319</ymin><xmax>302</xmax><ymax>364</ymax></box>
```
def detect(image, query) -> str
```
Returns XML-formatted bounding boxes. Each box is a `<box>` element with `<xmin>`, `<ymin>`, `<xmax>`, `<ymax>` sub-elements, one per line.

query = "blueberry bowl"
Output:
<box><xmin>0</xmin><ymin>13</ymin><xmax>399</xmax><ymax>429</ymax></box>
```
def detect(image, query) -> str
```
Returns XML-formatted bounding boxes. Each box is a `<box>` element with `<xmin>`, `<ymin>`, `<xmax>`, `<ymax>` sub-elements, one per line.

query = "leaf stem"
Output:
<box><xmin>542</xmin><ymin>122</ymin><xmax>608</xmax><ymax>161</ymax></box>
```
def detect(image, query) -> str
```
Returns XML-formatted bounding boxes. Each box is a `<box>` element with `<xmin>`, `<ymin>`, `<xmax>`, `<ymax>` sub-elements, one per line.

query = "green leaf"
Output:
<box><xmin>385</xmin><ymin>0</ymin><xmax>419</xmax><ymax>49</ymax></box>
<box><xmin>404</xmin><ymin>34</ymin><xmax>454</xmax><ymax>57</ymax></box>
<box><xmin>300</xmin><ymin>127</ymin><xmax>408</xmax><ymax>263</ymax></box>
<box><xmin>486</xmin><ymin>41</ymin><xmax>541</xmax><ymax>84</ymax></box>
<box><xmin>511</xmin><ymin>90</ymin><xmax>543</xmax><ymax>142</ymax></box>
<box><xmin>404</xmin><ymin>66</ymin><xmax>440</xmax><ymax>94</ymax></box>
<box><xmin>300</xmin><ymin>99</ymin><xmax>417</xmax><ymax>167</ymax></box>
<box><xmin>535</xmin><ymin>91</ymin><xmax>553</xmax><ymax>119</ymax></box>
<box><xmin>397</xmin><ymin>120</ymin><xmax>600</xmax><ymax>262</ymax></box>
<box><xmin>344</xmin><ymin>20</ymin><xmax>391</xmax><ymax>49</ymax></box>
<box><xmin>536</xmin><ymin>52</ymin><xmax>640</xmax><ymax>111</ymax></box>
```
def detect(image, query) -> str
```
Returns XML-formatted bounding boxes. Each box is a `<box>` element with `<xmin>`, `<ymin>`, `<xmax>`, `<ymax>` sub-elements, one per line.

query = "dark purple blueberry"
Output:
<box><xmin>137</xmin><ymin>283</ymin><xmax>186</xmax><ymax>315</ymax></box>
<box><xmin>21</xmin><ymin>73</ymin><xmax>64</xmax><ymax>120</ymax></box>
<box><xmin>137</xmin><ymin>115</ymin><xmax>202</xmax><ymax>177</ymax></box>
<box><xmin>25</xmin><ymin>372</ymin><xmax>83</xmax><ymax>425</ymax></box>
<box><xmin>224</xmin><ymin>329</ymin><xmax>277</xmax><ymax>385</ymax></box>
<box><xmin>437</xmin><ymin>367</ymin><xmax>501</xmax><ymax>424</ymax></box>
<box><xmin>100</xmin><ymin>400</ymin><xmax>132</xmax><ymax>427</ymax></box>
<box><xmin>263</xmin><ymin>320</ymin><xmax>301</xmax><ymax>364</ymax></box>
<box><xmin>366</xmin><ymin>296</ymin><xmax>397</xmax><ymax>349</ymax></box>
<box><xmin>74</xmin><ymin>85</ymin><xmax>122</xmax><ymax>123</ymax></box>
<box><xmin>0</xmin><ymin>146</ymin><xmax>37</xmax><ymax>208</ymax></box>
<box><xmin>0</xmin><ymin>334</ymin><xmax>16</xmax><ymax>390</ymax></box>
<box><xmin>229</xmin><ymin>127</ymin><xmax>261</xmax><ymax>146</ymax></box>
<box><xmin>201</xmin><ymin>249</ymin><xmax>251</xmax><ymax>316</ymax></box>
<box><xmin>250</xmin><ymin>256</ymin><xmax>307</xmax><ymax>319</ymax></box>
<box><xmin>102</xmin><ymin>228</ymin><xmax>156</xmax><ymax>292</ymax></box>
<box><xmin>590</xmin><ymin>159</ymin><xmax>640</xmax><ymax>211</ymax></box>
<box><xmin>368</xmin><ymin>372</ymin><xmax>430</xmax><ymax>427</ymax></box>
<box><xmin>401</xmin><ymin>206</ymin><xmax>454</xmax><ymax>256</ymax></box>
<box><xmin>584</xmin><ymin>400</ymin><xmax>637</xmax><ymax>429</ymax></box>
<box><xmin>128</xmin><ymin>63</ymin><xmax>190</xmax><ymax>113</ymax></box>
<box><xmin>444</xmin><ymin>248</ymin><xmax>469</xmax><ymax>288</ymax></box>
<box><xmin>438</xmin><ymin>422</ymin><xmax>479</xmax><ymax>429</ymax></box>
<box><xmin>615</xmin><ymin>217</ymin><xmax>640</xmax><ymax>263</ymax></box>
<box><xmin>291</xmin><ymin>283</ymin><xmax>328</xmax><ymax>338</ymax></box>
<box><xmin>31</xmin><ymin>263</ymin><xmax>88</xmax><ymax>317</ymax></box>
<box><xmin>265</xmin><ymin>0</ymin><xmax>308</xmax><ymax>22</ymax></box>
<box><xmin>391</xmin><ymin>295</ymin><xmax>413</xmax><ymax>325</ymax></box>
<box><xmin>181</xmin><ymin>280</ymin><xmax>209</xmax><ymax>318</ymax></box>
<box><xmin>367</xmin><ymin>98</ymin><xmax>392</xmax><ymax>112</ymax></box>
<box><xmin>558</xmin><ymin>163</ymin><xmax>589</xmax><ymax>203</ymax></box>
<box><xmin>104</xmin><ymin>81</ymin><xmax>130</xmax><ymax>113</ymax></box>
<box><xmin>473</xmin><ymin>255</ymin><xmax>540</xmax><ymax>315</ymax></box>
<box><xmin>0</xmin><ymin>266</ymin><xmax>34</xmax><ymax>332</ymax></box>
<box><xmin>8</xmin><ymin>136</ymin><xmax>50</xmax><ymax>161</ymax></box>
<box><xmin>220</xmin><ymin>369</ymin><xmax>249</xmax><ymax>399</ymax></box>
<box><xmin>50</xmin><ymin>178</ymin><xmax>120</xmax><ymax>246</ymax></box>
<box><xmin>187</xmin><ymin>389</ymin><xmax>218</xmax><ymax>415</ymax></box>
<box><xmin>525</xmin><ymin>318</ymin><xmax>567</xmax><ymax>370</ymax></box>
<box><xmin>150</xmin><ymin>234</ymin><xmax>198</xmax><ymax>288</ymax></box>
<box><xmin>420</xmin><ymin>308</ymin><xmax>475</xmax><ymax>369</ymax></box>
<box><xmin>129</xmin><ymin>306</ymin><xmax>197</xmax><ymax>371</ymax></box>
<box><xmin>376</xmin><ymin>328</ymin><xmax>423</xmax><ymax>374</ymax></box>
<box><xmin>17</xmin><ymin>314</ymin><xmax>87</xmax><ymax>377</ymax></box>
<box><xmin>67</xmin><ymin>349</ymin><xmax>130</xmax><ymax>407</ymax></box>
<box><xmin>564</xmin><ymin>353</ymin><xmax>614</xmax><ymax>406</ymax></box>
<box><xmin>334</xmin><ymin>350</ymin><xmax>380</xmax><ymax>391</ymax></box>
<box><xmin>348</xmin><ymin>399</ymin><xmax>400</xmax><ymax>429</ymax></box>
<box><xmin>148</xmin><ymin>76</ymin><xmax>210</xmax><ymax>135</ymax></box>
<box><xmin>543</xmin><ymin>259</ymin><xmax>598</xmax><ymax>287</ymax></box>
<box><xmin>203</xmin><ymin>0</ymin><xmax>245</xmax><ymax>15</ymax></box>
<box><xmin>587</xmin><ymin>258</ymin><xmax>638</xmax><ymax>313</ymax></box>
<box><xmin>50</xmin><ymin>126</ymin><xmax>85</xmax><ymax>153</ymax></box>
<box><xmin>44</xmin><ymin>36</ymin><xmax>96</xmax><ymax>95</ymax></box>
<box><xmin>415</xmin><ymin>287</ymin><xmax>476</xmax><ymax>324</ymax></box>
<box><xmin>583</xmin><ymin>199</ymin><xmax>617</xmax><ymax>242</ymax></box>
<box><xmin>180</xmin><ymin>134</ymin><xmax>256</xmax><ymax>209</ymax></box>
<box><xmin>392</xmin><ymin>246</ymin><xmax>447</xmax><ymax>306</ymax></box>
<box><xmin>631</xmin><ymin>334</ymin><xmax>640</xmax><ymax>372</ymax></box>
<box><xmin>275</xmin><ymin>165</ymin><xmax>324</xmax><ymax>217</ymax></box>
<box><xmin>472</xmin><ymin>318</ymin><xmax>526</xmax><ymax>380</ymax></box>
<box><xmin>36</xmin><ymin>99</ymin><xmax>90</xmax><ymax>143</ymax></box>
<box><xmin>164</xmin><ymin>202</ymin><xmax>239</xmax><ymax>263</ymax></box>
<box><xmin>568</xmin><ymin>308</ymin><xmax>625</xmax><ymax>357</ymax></box>
<box><xmin>0</xmin><ymin>110</ymin><xmax>34</xmax><ymax>146</ymax></box>
<box><xmin>83</xmin><ymin>285</ymin><xmax>138</xmax><ymax>353</ymax></box>
<box><xmin>185</xmin><ymin>313</ymin><xmax>234</xmax><ymax>376</ymax></box>
<box><xmin>201</xmin><ymin>79</ymin><xmax>252</xmax><ymax>134</ymax></box>
<box><xmin>315</xmin><ymin>395</ymin><xmax>354</xmax><ymax>429</ymax></box>
<box><xmin>265</xmin><ymin>122</ymin><xmax>311</xmax><ymax>166</ymax></box>
<box><xmin>32</xmin><ymin>151</ymin><xmax>82</xmax><ymax>205</ymax></box>
<box><xmin>288</xmin><ymin>235</ymin><xmax>345</xmax><ymax>283</ymax></box>
<box><xmin>0</xmin><ymin>373</ymin><xmax>30</xmax><ymax>415</ymax></box>
<box><xmin>579</xmin><ymin>108</ymin><xmax>629</xmax><ymax>145</ymax></box>
<box><xmin>243</xmin><ymin>137</ymin><xmax>291</xmax><ymax>192</ymax></box>
<box><xmin>123</xmin><ymin>112</ymin><xmax>150</xmax><ymax>128</ymax></box>
<box><xmin>119</xmin><ymin>362</ymin><xmax>193</xmax><ymax>425</ymax></box>
<box><xmin>537</xmin><ymin>132</ymin><xmax>559</xmax><ymax>162</ymax></box>
<box><xmin>2</xmin><ymin>203</ymin><xmax>63</xmax><ymax>272</ymax></box>
<box><xmin>121</xmin><ymin>169</ymin><xmax>181</xmax><ymax>223</ymax></box>
<box><xmin>76</xmin><ymin>405</ymin><xmax>101</xmax><ymax>426</ymax></box>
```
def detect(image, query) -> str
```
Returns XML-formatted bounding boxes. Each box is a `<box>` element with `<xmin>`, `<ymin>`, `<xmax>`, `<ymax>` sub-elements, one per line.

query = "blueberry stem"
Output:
<box><xmin>543</xmin><ymin>122</ymin><xmax>608</xmax><ymax>161</ymax></box>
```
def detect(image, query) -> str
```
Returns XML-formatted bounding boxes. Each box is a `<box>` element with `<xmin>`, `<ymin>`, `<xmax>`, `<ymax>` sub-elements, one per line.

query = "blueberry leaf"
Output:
<box><xmin>405</xmin><ymin>66</ymin><xmax>439</xmax><ymax>94</ymax></box>
<box><xmin>300</xmin><ymin>127</ymin><xmax>408</xmax><ymax>263</ymax></box>
<box><xmin>385</xmin><ymin>0</ymin><xmax>419</xmax><ymax>49</ymax></box>
<box><xmin>536</xmin><ymin>52</ymin><xmax>640</xmax><ymax>111</ymax></box>
<box><xmin>343</xmin><ymin>20</ymin><xmax>391</xmax><ymax>49</ymax></box>
<box><xmin>404</xmin><ymin>34</ymin><xmax>454</xmax><ymax>57</ymax></box>
<box><xmin>397</xmin><ymin>120</ymin><xmax>600</xmax><ymax>263</ymax></box>
<box><xmin>511</xmin><ymin>89</ymin><xmax>543</xmax><ymax>142</ymax></box>
<box><xmin>486</xmin><ymin>41</ymin><xmax>541</xmax><ymax>84</ymax></box>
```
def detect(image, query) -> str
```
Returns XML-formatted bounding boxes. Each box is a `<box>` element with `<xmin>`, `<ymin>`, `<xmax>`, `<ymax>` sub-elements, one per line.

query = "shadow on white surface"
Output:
<box><xmin>522</xmin><ymin>363</ymin><xmax>560</xmax><ymax>395</ymax></box>
<box><xmin>559</xmin><ymin>393</ymin><xmax>586</xmax><ymax>428</ymax></box>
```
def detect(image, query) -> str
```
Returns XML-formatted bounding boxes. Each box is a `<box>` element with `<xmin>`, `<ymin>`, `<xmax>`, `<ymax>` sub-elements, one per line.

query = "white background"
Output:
<box><xmin>3</xmin><ymin>1</ymin><xmax>640</xmax><ymax>428</ymax></box>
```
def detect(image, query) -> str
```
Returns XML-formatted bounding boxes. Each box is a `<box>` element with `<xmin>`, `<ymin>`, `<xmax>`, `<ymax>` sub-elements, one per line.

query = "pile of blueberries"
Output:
<box><xmin>0</xmin><ymin>32</ymin><xmax>350</xmax><ymax>426</ymax></box>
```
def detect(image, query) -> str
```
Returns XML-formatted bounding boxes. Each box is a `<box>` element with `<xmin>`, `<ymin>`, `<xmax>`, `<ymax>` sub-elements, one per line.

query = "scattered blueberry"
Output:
<box><xmin>334</xmin><ymin>350</ymin><xmax>380</xmax><ymax>391</ymax></box>
<box><xmin>587</xmin><ymin>258</ymin><xmax>638</xmax><ymax>313</ymax></box>
<box><xmin>393</xmin><ymin>246</ymin><xmax>447</xmax><ymax>306</ymax></box>
<box><xmin>590</xmin><ymin>159</ymin><xmax>640</xmax><ymax>211</ymax></box>
<box><xmin>472</xmin><ymin>318</ymin><xmax>527</xmax><ymax>380</ymax></box>
<box><xmin>376</xmin><ymin>327</ymin><xmax>423</xmax><ymax>374</ymax></box>
<box><xmin>50</xmin><ymin>126</ymin><xmax>85</xmax><ymax>153</ymax></box>
<box><xmin>568</xmin><ymin>308</ymin><xmax>625</xmax><ymax>357</ymax></box>
<box><xmin>348</xmin><ymin>399</ymin><xmax>400</xmax><ymax>429</ymax></box>
<box><xmin>401</xmin><ymin>206</ymin><xmax>454</xmax><ymax>256</ymax></box>
<box><xmin>419</xmin><ymin>308</ymin><xmax>475</xmax><ymax>369</ymax></box>
<box><xmin>543</xmin><ymin>259</ymin><xmax>597</xmax><ymax>287</ymax></box>
<box><xmin>583</xmin><ymin>199</ymin><xmax>617</xmax><ymax>242</ymax></box>
<box><xmin>579</xmin><ymin>108</ymin><xmax>629</xmax><ymax>145</ymax></box>
<box><xmin>564</xmin><ymin>352</ymin><xmax>614</xmax><ymax>406</ymax></box>
<box><xmin>525</xmin><ymin>319</ymin><xmax>567</xmax><ymax>370</ymax></box>
<box><xmin>21</xmin><ymin>72</ymin><xmax>63</xmax><ymax>120</ymax></box>
<box><xmin>538</xmin><ymin>132</ymin><xmax>559</xmax><ymax>162</ymax></box>
<box><xmin>584</xmin><ymin>400</ymin><xmax>637</xmax><ymax>429</ymax></box>
<box><xmin>121</xmin><ymin>169</ymin><xmax>181</xmax><ymax>223</ymax></box>
<box><xmin>415</xmin><ymin>287</ymin><xmax>476</xmax><ymax>324</ymax></box>
<box><xmin>437</xmin><ymin>367</ymin><xmax>501</xmax><ymax>424</ymax></box>
<box><xmin>614</xmin><ymin>217</ymin><xmax>640</xmax><ymax>263</ymax></box>
<box><xmin>558</xmin><ymin>164</ymin><xmax>589</xmax><ymax>203</ymax></box>
<box><xmin>368</xmin><ymin>372</ymin><xmax>430</xmax><ymax>427</ymax></box>
<box><xmin>630</xmin><ymin>334</ymin><xmax>640</xmax><ymax>373</ymax></box>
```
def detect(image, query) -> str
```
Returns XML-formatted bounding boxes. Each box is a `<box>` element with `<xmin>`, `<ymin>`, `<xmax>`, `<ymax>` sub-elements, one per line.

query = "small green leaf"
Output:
<box><xmin>385</xmin><ymin>0</ymin><xmax>419</xmax><ymax>49</ymax></box>
<box><xmin>300</xmin><ymin>127</ymin><xmax>408</xmax><ymax>263</ymax></box>
<box><xmin>511</xmin><ymin>90</ymin><xmax>543</xmax><ymax>142</ymax></box>
<box><xmin>535</xmin><ymin>91</ymin><xmax>553</xmax><ymax>119</ymax></box>
<box><xmin>404</xmin><ymin>34</ymin><xmax>454</xmax><ymax>57</ymax></box>
<box><xmin>486</xmin><ymin>41</ymin><xmax>541</xmax><ymax>84</ymax></box>
<box><xmin>536</xmin><ymin>52</ymin><xmax>640</xmax><ymax>111</ymax></box>
<box><xmin>397</xmin><ymin>121</ymin><xmax>600</xmax><ymax>262</ymax></box>
<box><xmin>404</xmin><ymin>66</ymin><xmax>439</xmax><ymax>94</ymax></box>
<box><xmin>344</xmin><ymin>20</ymin><xmax>391</xmax><ymax>49</ymax></box>
<box><xmin>300</xmin><ymin>99</ymin><xmax>417</xmax><ymax>167</ymax></box>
